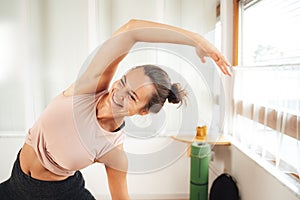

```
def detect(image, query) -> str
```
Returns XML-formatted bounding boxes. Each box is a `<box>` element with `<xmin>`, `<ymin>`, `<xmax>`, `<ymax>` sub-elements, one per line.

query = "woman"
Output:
<box><xmin>0</xmin><ymin>19</ymin><xmax>231</xmax><ymax>200</ymax></box>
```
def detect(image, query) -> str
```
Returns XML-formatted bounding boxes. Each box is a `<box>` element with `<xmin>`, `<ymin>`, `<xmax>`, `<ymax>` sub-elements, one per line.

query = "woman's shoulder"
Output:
<box><xmin>62</xmin><ymin>84</ymin><xmax>77</xmax><ymax>97</ymax></box>
<box><xmin>60</xmin><ymin>84</ymin><xmax>73</xmax><ymax>97</ymax></box>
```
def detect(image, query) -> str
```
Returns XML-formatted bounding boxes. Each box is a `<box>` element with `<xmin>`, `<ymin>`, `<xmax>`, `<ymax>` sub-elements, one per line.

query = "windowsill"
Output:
<box><xmin>227</xmin><ymin>135</ymin><xmax>300</xmax><ymax>198</ymax></box>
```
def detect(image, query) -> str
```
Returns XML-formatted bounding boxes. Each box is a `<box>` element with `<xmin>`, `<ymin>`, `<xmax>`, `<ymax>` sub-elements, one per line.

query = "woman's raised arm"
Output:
<box><xmin>70</xmin><ymin>19</ymin><xmax>231</xmax><ymax>95</ymax></box>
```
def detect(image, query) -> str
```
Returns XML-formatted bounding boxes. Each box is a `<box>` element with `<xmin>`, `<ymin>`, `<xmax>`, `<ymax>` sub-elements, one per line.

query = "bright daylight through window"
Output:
<box><xmin>232</xmin><ymin>0</ymin><xmax>300</xmax><ymax>192</ymax></box>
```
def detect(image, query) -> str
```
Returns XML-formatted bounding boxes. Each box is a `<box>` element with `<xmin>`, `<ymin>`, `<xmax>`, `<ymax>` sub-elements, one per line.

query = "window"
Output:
<box><xmin>232</xmin><ymin>0</ymin><xmax>300</xmax><ymax>192</ymax></box>
<box><xmin>241</xmin><ymin>0</ymin><xmax>300</xmax><ymax>66</ymax></box>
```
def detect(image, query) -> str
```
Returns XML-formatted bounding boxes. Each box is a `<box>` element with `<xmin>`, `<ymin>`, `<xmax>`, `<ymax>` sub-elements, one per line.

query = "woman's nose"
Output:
<box><xmin>118</xmin><ymin>87</ymin><xmax>129</xmax><ymax>100</ymax></box>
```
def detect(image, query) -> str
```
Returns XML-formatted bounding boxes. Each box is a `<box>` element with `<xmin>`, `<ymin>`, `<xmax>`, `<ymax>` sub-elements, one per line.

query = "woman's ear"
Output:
<box><xmin>139</xmin><ymin>109</ymin><xmax>149</xmax><ymax>116</ymax></box>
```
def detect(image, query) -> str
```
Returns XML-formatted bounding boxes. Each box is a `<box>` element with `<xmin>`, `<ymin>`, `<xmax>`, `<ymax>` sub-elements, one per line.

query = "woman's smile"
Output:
<box><xmin>112</xmin><ymin>92</ymin><xmax>123</xmax><ymax>108</ymax></box>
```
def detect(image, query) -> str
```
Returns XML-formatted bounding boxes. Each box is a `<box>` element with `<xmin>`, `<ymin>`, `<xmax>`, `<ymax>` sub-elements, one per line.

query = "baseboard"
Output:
<box><xmin>96</xmin><ymin>193</ymin><xmax>189</xmax><ymax>200</ymax></box>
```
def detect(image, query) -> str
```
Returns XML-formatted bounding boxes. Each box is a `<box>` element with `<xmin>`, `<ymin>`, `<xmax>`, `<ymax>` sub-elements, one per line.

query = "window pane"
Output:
<box><xmin>233</xmin><ymin>66</ymin><xmax>300</xmax><ymax>113</ymax></box>
<box><xmin>242</xmin><ymin>0</ymin><xmax>300</xmax><ymax>66</ymax></box>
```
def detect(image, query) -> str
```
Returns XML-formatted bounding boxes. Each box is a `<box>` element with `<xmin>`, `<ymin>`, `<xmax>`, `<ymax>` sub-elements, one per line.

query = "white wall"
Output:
<box><xmin>42</xmin><ymin>0</ymin><xmax>90</xmax><ymax>101</ymax></box>
<box><xmin>0</xmin><ymin>137</ymin><xmax>24</xmax><ymax>181</ymax></box>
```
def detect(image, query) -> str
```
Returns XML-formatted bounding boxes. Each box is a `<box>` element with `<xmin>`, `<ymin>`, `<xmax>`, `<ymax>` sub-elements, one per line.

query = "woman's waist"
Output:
<box><xmin>19</xmin><ymin>143</ymin><xmax>70</xmax><ymax>181</ymax></box>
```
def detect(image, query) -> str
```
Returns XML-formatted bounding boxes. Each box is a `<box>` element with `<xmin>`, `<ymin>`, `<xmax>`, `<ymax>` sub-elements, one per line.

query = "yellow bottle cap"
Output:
<box><xmin>196</xmin><ymin>125</ymin><xmax>207</xmax><ymax>141</ymax></box>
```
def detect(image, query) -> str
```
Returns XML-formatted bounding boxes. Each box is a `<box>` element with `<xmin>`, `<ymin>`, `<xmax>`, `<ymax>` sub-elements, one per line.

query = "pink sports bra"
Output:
<box><xmin>25</xmin><ymin>91</ymin><xmax>125</xmax><ymax>176</ymax></box>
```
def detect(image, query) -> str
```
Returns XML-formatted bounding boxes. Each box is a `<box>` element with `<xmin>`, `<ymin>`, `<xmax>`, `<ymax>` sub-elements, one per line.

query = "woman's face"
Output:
<box><xmin>108</xmin><ymin>68</ymin><xmax>156</xmax><ymax>117</ymax></box>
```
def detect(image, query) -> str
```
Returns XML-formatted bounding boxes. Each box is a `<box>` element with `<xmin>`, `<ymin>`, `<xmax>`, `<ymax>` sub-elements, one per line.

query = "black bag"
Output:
<box><xmin>209</xmin><ymin>173</ymin><xmax>240</xmax><ymax>200</ymax></box>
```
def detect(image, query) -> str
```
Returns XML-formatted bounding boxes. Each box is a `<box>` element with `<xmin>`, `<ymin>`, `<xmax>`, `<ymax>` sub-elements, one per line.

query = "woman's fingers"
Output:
<box><xmin>196</xmin><ymin>47</ymin><xmax>232</xmax><ymax>76</ymax></box>
<box><xmin>220</xmin><ymin>63</ymin><xmax>232</xmax><ymax>76</ymax></box>
<box><xmin>211</xmin><ymin>53</ymin><xmax>232</xmax><ymax>76</ymax></box>
<box><xmin>200</xmin><ymin>56</ymin><xmax>206</xmax><ymax>63</ymax></box>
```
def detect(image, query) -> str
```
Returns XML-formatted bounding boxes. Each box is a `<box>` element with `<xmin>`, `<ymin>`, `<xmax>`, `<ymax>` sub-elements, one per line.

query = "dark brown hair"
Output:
<box><xmin>135</xmin><ymin>64</ymin><xmax>187</xmax><ymax>113</ymax></box>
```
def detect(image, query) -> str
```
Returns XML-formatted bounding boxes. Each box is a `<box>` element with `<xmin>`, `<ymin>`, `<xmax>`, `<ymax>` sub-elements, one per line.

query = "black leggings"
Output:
<box><xmin>0</xmin><ymin>150</ymin><xmax>96</xmax><ymax>200</ymax></box>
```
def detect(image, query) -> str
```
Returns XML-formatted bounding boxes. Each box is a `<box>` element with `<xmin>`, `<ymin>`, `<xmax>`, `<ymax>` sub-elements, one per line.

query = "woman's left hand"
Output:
<box><xmin>195</xmin><ymin>41</ymin><xmax>232</xmax><ymax>76</ymax></box>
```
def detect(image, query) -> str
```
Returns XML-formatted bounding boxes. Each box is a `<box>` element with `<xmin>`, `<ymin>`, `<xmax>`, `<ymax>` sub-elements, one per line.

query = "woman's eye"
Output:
<box><xmin>120</xmin><ymin>79</ymin><xmax>125</xmax><ymax>86</ymax></box>
<box><xmin>130</xmin><ymin>94</ymin><xmax>136</xmax><ymax>101</ymax></box>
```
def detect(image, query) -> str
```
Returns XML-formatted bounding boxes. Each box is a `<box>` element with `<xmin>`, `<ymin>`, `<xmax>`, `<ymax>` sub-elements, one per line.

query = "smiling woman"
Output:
<box><xmin>0</xmin><ymin>19</ymin><xmax>230</xmax><ymax>200</ymax></box>
<box><xmin>105</xmin><ymin>66</ymin><xmax>158</xmax><ymax>118</ymax></box>
<box><xmin>108</xmin><ymin>64</ymin><xmax>186</xmax><ymax>117</ymax></box>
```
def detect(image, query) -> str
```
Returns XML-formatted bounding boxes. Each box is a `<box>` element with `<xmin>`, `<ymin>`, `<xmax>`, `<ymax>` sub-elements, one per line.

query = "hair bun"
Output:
<box><xmin>167</xmin><ymin>83</ymin><xmax>187</xmax><ymax>105</ymax></box>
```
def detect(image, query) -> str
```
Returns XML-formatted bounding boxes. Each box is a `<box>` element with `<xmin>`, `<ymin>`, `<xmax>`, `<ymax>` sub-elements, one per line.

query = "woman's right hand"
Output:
<box><xmin>195</xmin><ymin>38</ymin><xmax>232</xmax><ymax>76</ymax></box>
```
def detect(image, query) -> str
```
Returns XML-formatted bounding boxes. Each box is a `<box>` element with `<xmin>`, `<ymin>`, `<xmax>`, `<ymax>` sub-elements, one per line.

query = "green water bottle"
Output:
<box><xmin>190</xmin><ymin>142</ymin><xmax>211</xmax><ymax>200</ymax></box>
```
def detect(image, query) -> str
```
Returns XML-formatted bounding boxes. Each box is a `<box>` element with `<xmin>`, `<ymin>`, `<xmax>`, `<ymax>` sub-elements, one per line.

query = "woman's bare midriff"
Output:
<box><xmin>19</xmin><ymin>143</ymin><xmax>69</xmax><ymax>181</ymax></box>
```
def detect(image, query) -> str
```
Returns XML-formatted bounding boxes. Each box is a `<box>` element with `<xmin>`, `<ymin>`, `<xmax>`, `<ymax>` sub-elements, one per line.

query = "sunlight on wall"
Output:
<box><xmin>0</xmin><ymin>23</ymin><xmax>16</xmax><ymax>81</ymax></box>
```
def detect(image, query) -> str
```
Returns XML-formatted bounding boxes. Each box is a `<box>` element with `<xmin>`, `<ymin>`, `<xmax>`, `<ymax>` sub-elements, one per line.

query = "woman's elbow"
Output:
<box><xmin>112</xmin><ymin>19</ymin><xmax>139</xmax><ymax>37</ymax></box>
<box><xmin>124</xmin><ymin>19</ymin><xmax>140</xmax><ymax>31</ymax></box>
